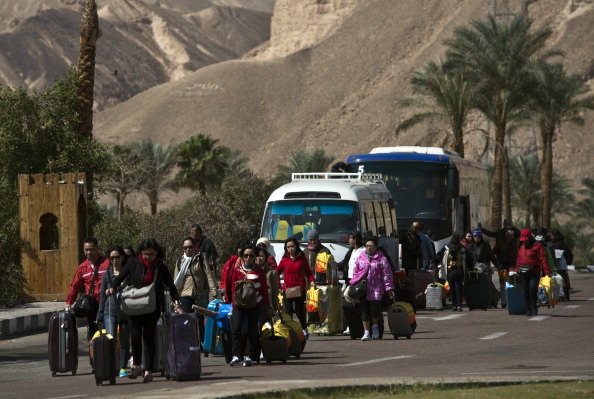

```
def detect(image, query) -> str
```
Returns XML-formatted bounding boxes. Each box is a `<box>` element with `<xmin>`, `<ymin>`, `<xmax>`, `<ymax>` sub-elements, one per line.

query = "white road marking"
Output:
<box><xmin>462</xmin><ymin>370</ymin><xmax>575</xmax><ymax>375</ymax></box>
<box><xmin>416</xmin><ymin>314</ymin><xmax>466</xmax><ymax>321</ymax></box>
<box><xmin>47</xmin><ymin>396</ymin><xmax>87</xmax><ymax>399</ymax></box>
<box><xmin>587</xmin><ymin>298</ymin><xmax>594</xmax><ymax>301</ymax></box>
<box><xmin>212</xmin><ymin>380</ymin><xmax>245</xmax><ymax>386</ymax></box>
<box><xmin>480</xmin><ymin>332</ymin><xmax>508</xmax><ymax>340</ymax></box>
<box><xmin>337</xmin><ymin>355</ymin><xmax>414</xmax><ymax>367</ymax></box>
<box><xmin>529</xmin><ymin>316</ymin><xmax>549</xmax><ymax>321</ymax></box>
<box><xmin>564</xmin><ymin>305</ymin><xmax>580</xmax><ymax>309</ymax></box>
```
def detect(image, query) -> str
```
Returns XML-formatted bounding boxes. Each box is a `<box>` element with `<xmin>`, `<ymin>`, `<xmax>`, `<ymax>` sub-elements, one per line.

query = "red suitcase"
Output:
<box><xmin>408</xmin><ymin>269</ymin><xmax>433</xmax><ymax>309</ymax></box>
<box><xmin>48</xmin><ymin>311</ymin><xmax>78</xmax><ymax>376</ymax></box>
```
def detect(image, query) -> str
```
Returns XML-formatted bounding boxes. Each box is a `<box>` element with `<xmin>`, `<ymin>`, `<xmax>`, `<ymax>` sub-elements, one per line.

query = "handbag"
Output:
<box><xmin>347</xmin><ymin>278</ymin><xmax>368</xmax><ymax>299</ymax></box>
<box><xmin>120</xmin><ymin>270</ymin><xmax>158</xmax><ymax>316</ymax></box>
<box><xmin>285</xmin><ymin>285</ymin><xmax>302</xmax><ymax>299</ymax></box>
<box><xmin>73</xmin><ymin>265</ymin><xmax>99</xmax><ymax>318</ymax></box>
<box><xmin>234</xmin><ymin>274</ymin><xmax>258</xmax><ymax>308</ymax></box>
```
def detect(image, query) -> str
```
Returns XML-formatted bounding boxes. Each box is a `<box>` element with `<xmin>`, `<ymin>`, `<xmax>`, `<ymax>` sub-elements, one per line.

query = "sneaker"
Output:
<box><xmin>143</xmin><ymin>373</ymin><xmax>153</xmax><ymax>383</ymax></box>
<box><xmin>303</xmin><ymin>330</ymin><xmax>310</xmax><ymax>340</ymax></box>
<box><xmin>128</xmin><ymin>366</ymin><xmax>141</xmax><ymax>379</ymax></box>
<box><xmin>229</xmin><ymin>356</ymin><xmax>241</xmax><ymax>366</ymax></box>
<box><xmin>361</xmin><ymin>330</ymin><xmax>371</xmax><ymax>341</ymax></box>
<box><xmin>371</xmin><ymin>325</ymin><xmax>380</xmax><ymax>340</ymax></box>
<box><xmin>119</xmin><ymin>369</ymin><xmax>127</xmax><ymax>378</ymax></box>
<box><xmin>343</xmin><ymin>327</ymin><xmax>350</xmax><ymax>336</ymax></box>
<box><xmin>457</xmin><ymin>307</ymin><xmax>463</xmax><ymax>312</ymax></box>
<box><xmin>243</xmin><ymin>356</ymin><xmax>253</xmax><ymax>367</ymax></box>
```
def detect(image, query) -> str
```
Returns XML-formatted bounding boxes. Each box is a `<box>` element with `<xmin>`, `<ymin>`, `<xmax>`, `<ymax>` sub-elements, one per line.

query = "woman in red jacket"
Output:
<box><xmin>224</xmin><ymin>244</ymin><xmax>269</xmax><ymax>367</ymax></box>
<box><xmin>514</xmin><ymin>229</ymin><xmax>552</xmax><ymax>316</ymax></box>
<box><xmin>276</xmin><ymin>237</ymin><xmax>315</xmax><ymax>340</ymax></box>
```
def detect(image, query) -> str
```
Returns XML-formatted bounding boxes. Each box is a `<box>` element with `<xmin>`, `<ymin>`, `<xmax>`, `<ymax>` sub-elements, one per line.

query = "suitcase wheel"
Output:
<box><xmin>393</xmin><ymin>335</ymin><xmax>398</xmax><ymax>340</ymax></box>
<box><xmin>95</xmin><ymin>378</ymin><xmax>101</xmax><ymax>386</ymax></box>
<box><xmin>72</xmin><ymin>369</ymin><xmax>76</xmax><ymax>375</ymax></box>
<box><xmin>406</xmin><ymin>335</ymin><xmax>411</xmax><ymax>339</ymax></box>
<box><xmin>282</xmin><ymin>360</ymin><xmax>287</xmax><ymax>363</ymax></box>
<box><xmin>204</xmin><ymin>352</ymin><xmax>209</xmax><ymax>357</ymax></box>
<box><xmin>52</xmin><ymin>372</ymin><xmax>56</xmax><ymax>377</ymax></box>
<box><xmin>266</xmin><ymin>360</ymin><xmax>271</xmax><ymax>364</ymax></box>
<box><xmin>110</xmin><ymin>378</ymin><xmax>116</xmax><ymax>385</ymax></box>
<box><xmin>482</xmin><ymin>308</ymin><xmax>487</xmax><ymax>311</ymax></box>
<box><xmin>160</xmin><ymin>371</ymin><xmax>165</xmax><ymax>377</ymax></box>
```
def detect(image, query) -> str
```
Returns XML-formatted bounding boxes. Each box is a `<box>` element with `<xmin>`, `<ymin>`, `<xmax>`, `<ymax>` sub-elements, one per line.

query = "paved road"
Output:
<box><xmin>1</xmin><ymin>273</ymin><xmax>593</xmax><ymax>399</ymax></box>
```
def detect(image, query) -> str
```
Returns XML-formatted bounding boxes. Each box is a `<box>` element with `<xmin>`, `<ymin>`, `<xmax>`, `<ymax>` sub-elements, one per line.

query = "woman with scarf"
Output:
<box><xmin>107</xmin><ymin>238</ymin><xmax>181</xmax><ymax>383</ymax></box>
<box><xmin>351</xmin><ymin>236</ymin><xmax>394</xmax><ymax>341</ymax></box>
<box><xmin>224</xmin><ymin>244</ymin><xmax>270</xmax><ymax>366</ymax></box>
<box><xmin>174</xmin><ymin>236</ymin><xmax>217</xmax><ymax>345</ymax></box>
<box><xmin>277</xmin><ymin>237</ymin><xmax>315</xmax><ymax>340</ymax></box>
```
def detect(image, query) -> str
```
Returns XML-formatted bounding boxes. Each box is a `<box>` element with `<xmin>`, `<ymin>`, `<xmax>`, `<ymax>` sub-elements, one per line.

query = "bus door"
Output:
<box><xmin>452</xmin><ymin>195</ymin><xmax>469</xmax><ymax>235</ymax></box>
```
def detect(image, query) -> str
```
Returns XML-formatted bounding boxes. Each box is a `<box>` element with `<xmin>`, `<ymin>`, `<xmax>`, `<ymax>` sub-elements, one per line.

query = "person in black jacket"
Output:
<box><xmin>401</xmin><ymin>222</ymin><xmax>422</xmax><ymax>276</ymax></box>
<box><xmin>549</xmin><ymin>229</ymin><xmax>573</xmax><ymax>300</ymax></box>
<box><xmin>466</xmin><ymin>229</ymin><xmax>499</xmax><ymax>272</ymax></box>
<box><xmin>107</xmin><ymin>238</ymin><xmax>181</xmax><ymax>383</ymax></box>
<box><xmin>190</xmin><ymin>224</ymin><xmax>218</xmax><ymax>278</ymax></box>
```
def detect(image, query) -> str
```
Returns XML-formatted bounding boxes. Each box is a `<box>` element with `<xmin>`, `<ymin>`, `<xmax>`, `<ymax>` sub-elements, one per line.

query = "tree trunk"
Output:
<box><xmin>541</xmin><ymin>126</ymin><xmax>554</xmax><ymax>229</ymax></box>
<box><xmin>453</xmin><ymin>127</ymin><xmax>464</xmax><ymax>158</ymax></box>
<box><xmin>490</xmin><ymin>120</ymin><xmax>505</xmax><ymax>232</ymax></box>
<box><xmin>77</xmin><ymin>0</ymin><xmax>99</xmax><ymax>223</ymax></box>
<box><xmin>150</xmin><ymin>201</ymin><xmax>157</xmax><ymax>216</ymax></box>
<box><xmin>503</xmin><ymin>146</ymin><xmax>512</xmax><ymax>222</ymax></box>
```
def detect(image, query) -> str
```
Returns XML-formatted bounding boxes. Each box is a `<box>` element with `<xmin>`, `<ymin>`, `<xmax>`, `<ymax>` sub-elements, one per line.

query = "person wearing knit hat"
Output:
<box><xmin>467</xmin><ymin>227</ymin><xmax>499</xmax><ymax>275</ymax></box>
<box><xmin>304</xmin><ymin>229</ymin><xmax>333</xmax><ymax>284</ymax></box>
<box><xmin>256</xmin><ymin>237</ymin><xmax>277</xmax><ymax>269</ymax></box>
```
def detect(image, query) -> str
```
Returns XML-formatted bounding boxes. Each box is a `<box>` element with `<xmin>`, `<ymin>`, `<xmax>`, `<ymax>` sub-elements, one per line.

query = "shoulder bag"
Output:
<box><xmin>347</xmin><ymin>265</ymin><xmax>369</xmax><ymax>299</ymax></box>
<box><xmin>189</xmin><ymin>257</ymin><xmax>210</xmax><ymax>308</ymax></box>
<box><xmin>234</xmin><ymin>269</ymin><xmax>258</xmax><ymax>308</ymax></box>
<box><xmin>73</xmin><ymin>265</ymin><xmax>100</xmax><ymax>318</ymax></box>
<box><xmin>120</xmin><ymin>265</ymin><xmax>159</xmax><ymax>316</ymax></box>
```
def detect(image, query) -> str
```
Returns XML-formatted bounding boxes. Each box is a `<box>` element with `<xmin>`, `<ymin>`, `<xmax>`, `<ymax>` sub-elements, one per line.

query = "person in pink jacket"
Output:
<box><xmin>276</xmin><ymin>237</ymin><xmax>315</xmax><ymax>339</ymax></box>
<box><xmin>351</xmin><ymin>236</ymin><xmax>394</xmax><ymax>341</ymax></box>
<box><xmin>513</xmin><ymin>229</ymin><xmax>552</xmax><ymax>316</ymax></box>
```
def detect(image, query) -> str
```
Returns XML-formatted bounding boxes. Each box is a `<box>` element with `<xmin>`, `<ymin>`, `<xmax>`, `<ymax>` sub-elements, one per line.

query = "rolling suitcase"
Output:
<box><xmin>342</xmin><ymin>297</ymin><xmax>364</xmax><ymax>339</ymax></box>
<box><xmin>309</xmin><ymin>284</ymin><xmax>343</xmax><ymax>335</ymax></box>
<box><xmin>409</xmin><ymin>269</ymin><xmax>433</xmax><ymax>309</ymax></box>
<box><xmin>203</xmin><ymin>299</ymin><xmax>232</xmax><ymax>363</ymax></box>
<box><xmin>489</xmin><ymin>281</ymin><xmax>501</xmax><ymax>308</ymax></box>
<box><xmin>164</xmin><ymin>313</ymin><xmax>201</xmax><ymax>381</ymax></box>
<box><xmin>260</xmin><ymin>321</ymin><xmax>289</xmax><ymax>364</ymax></box>
<box><xmin>465</xmin><ymin>271</ymin><xmax>491</xmax><ymax>310</ymax></box>
<box><xmin>425</xmin><ymin>272</ymin><xmax>443</xmax><ymax>311</ymax></box>
<box><xmin>92</xmin><ymin>329</ymin><xmax>117</xmax><ymax>385</ymax></box>
<box><xmin>551</xmin><ymin>273</ymin><xmax>566</xmax><ymax>299</ymax></box>
<box><xmin>506</xmin><ymin>281</ymin><xmax>527</xmax><ymax>315</ymax></box>
<box><xmin>387</xmin><ymin>301</ymin><xmax>413</xmax><ymax>339</ymax></box>
<box><xmin>48</xmin><ymin>311</ymin><xmax>78</xmax><ymax>376</ymax></box>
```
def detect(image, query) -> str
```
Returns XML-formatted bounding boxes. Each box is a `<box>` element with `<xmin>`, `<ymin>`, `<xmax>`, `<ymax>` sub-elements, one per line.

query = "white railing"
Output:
<box><xmin>291</xmin><ymin>172</ymin><xmax>383</xmax><ymax>183</ymax></box>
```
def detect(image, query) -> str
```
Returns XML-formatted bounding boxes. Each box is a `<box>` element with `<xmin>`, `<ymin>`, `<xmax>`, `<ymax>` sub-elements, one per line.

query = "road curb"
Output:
<box><xmin>0</xmin><ymin>311</ymin><xmax>55</xmax><ymax>338</ymax></box>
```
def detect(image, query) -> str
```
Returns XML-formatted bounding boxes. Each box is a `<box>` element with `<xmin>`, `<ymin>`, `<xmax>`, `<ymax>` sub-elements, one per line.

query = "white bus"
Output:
<box><xmin>260</xmin><ymin>173</ymin><xmax>399</xmax><ymax>270</ymax></box>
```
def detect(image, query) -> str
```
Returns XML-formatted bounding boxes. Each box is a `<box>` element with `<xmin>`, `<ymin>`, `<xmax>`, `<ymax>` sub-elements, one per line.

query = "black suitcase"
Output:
<box><xmin>342</xmin><ymin>297</ymin><xmax>384</xmax><ymax>340</ymax></box>
<box><xmin>164</xmin><ymin>313</ymin><xmax>201</xmax><ymax>381</ymax></box>
<box><xmin>387</xmin><ymin>303</ymin><xmax>413</xmax><ymax>339</ymax></box>
<box><xmin>92</xmin><ymin>329</ymin><xmax>117</xmax><ymax>385</ymax></box>
<box><xmin>260</xmin><ymin>323</ymin><xmax>289</xmax><ymax>364</ymax></box>
<box><xmin>48</xmin><ymin>311</ymin><xmax>78</xmax><ymax>376</ymax></box>
<box><xmin>142</xmin><ymin>316</ymin><xmax>169</xmax><ymax>377</ymax></box>
<box><xmin>465</xmin><ymin>271</ymin><xmax>492</xmax><ymax>310</ymax></box>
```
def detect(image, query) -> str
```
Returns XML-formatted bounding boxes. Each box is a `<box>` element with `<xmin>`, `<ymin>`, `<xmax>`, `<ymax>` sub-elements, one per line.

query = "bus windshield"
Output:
<box><xmin>261</xmin><ymin>200</ymin><xmax>359</xmax><ymax>244</ymax></box>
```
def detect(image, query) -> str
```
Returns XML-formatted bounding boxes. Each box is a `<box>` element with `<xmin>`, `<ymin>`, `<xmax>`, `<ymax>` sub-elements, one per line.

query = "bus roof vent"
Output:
<box><xmin>284</xmin><ymin>191</ymin><xmax>341</xmax><ymax>199</ymax></box>
<box><xmin>369</xmin><ymin>146</ymin><xmax>461</xmax><ymax>157</ymax></box>
<box><xmin>291</xmin><ymin>172</ymin><xmax>383</xmax><ymax>183</ymax></box>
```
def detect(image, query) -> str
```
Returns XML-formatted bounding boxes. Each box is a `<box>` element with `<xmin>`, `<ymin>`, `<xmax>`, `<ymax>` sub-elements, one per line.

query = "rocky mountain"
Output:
<box><xmin>0</xmin><ymin>0</ymin><xmax>272</xmax><ymax>111</ymax></box>
<box><xmin>2</xmin><ymin>0</ymin><xmax>593</xmax><ymax>212</ymax></box>
<box><xmin>93</xmin><ymin>0</ymin><xmax>594</xmax><ymax>189</ymax></box>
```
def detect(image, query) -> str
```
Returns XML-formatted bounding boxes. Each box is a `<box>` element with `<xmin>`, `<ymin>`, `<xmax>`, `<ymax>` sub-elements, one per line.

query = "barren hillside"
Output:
<box><xmin>0</xmin><ymin>0</ymin><xmax>271</xmax><ymax>110</ymax></box>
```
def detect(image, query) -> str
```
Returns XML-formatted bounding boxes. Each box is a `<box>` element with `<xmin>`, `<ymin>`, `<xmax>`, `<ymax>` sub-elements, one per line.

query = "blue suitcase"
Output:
<box><xmin>203</xmin><ymin>299</ymin><xmax>232</xmax><ymax>363</ymax></box>
<box><xmin>506</xmin><ymin>282</ymin><xmax>527</xmax><ymax>315</ymax></box>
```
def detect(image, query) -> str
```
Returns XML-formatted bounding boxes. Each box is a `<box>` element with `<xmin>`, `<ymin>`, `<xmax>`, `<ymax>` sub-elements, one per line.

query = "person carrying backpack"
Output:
<box><xmin>224</xmin><ymin>244</ymin><xmax>269</xmax><ymax>367</ymax></box>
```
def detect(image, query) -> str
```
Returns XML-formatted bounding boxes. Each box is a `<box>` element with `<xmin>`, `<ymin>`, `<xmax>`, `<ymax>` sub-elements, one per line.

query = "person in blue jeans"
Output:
<box><xmin>97</xmin><ymin>245</ymin><xmax>131</xmax><ymax>378</ymax></box>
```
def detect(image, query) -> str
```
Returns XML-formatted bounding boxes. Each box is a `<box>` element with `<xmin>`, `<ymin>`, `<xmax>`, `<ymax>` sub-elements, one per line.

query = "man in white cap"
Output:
<box><xmin>303</xmin><ymin>229</ymin><xmax>332</xmax><ymax>284</ymax></box>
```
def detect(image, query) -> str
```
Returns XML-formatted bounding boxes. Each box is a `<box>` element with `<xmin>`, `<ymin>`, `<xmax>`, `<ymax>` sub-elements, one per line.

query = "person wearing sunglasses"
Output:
<box><xmin>96</xmin><ymin>245</ymin><xmax>131</xmax><ymax>378</ymax></box>
<box><xmin>224</xmin><ymin>244</ymin><xmax>270</xmax><ymax>366</ymax></box>
<box><xmin>173</xmin><ymin>237</ymin><xmax>217</xmax><ymax>343</ymax></box>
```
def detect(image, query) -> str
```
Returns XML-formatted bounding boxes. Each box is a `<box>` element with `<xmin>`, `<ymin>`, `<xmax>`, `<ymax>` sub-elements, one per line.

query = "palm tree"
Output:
<box><xmin>509</xmin><ymin>153</ymin><xmax>540</xmax><ymax>228</ymax></box>
<box><xmin>98</xmin><ymin>144</ymin><xmax>145</xmax><ymax>221</ymax></box>
<box><xmin>530</xmin><ymin>63</ymin><xmax>594</xmax><ymax>229</ymax></box>
<box><xmin>131</xmin><ymin>140</ymin><xmax>177</xmax><ymax>215</ymax></box>
<box><xmin>396</xmin><ymin>59</ymin><xmax>477</xmax><ymax>157</ymax></box>
<box><xmin>77</xmin><ymin>0</ymin><xmax>100</xmax><ymax>193</ymax></box>
<box><xmin>175</xmin><ymin>134</ymin><xmax>230</xmax><ymax>195</ymax></box>
<box><xmin>444</xmin><ymin>15</ymin><xmax>562</xmax><ymax>230</ymax></box>
<box><xmin>272</xmin><ymin>149</ymin><xmax>335</xmax><ymax>186</ymax></box>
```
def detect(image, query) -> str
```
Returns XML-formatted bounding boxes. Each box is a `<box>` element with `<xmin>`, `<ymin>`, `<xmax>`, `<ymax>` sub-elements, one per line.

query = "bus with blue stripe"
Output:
<box><xmin>346</xmin><ymin>146</ymin><xmax>490</xmax><ymax>249</ymax></box>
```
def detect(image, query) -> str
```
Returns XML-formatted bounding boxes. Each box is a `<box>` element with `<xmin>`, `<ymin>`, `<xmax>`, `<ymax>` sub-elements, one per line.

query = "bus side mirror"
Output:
<box><xmin>249</xmin><ymin>224</ymin><xmax>258</xmax><ymax>239</ymax></box>
<box><xmin>447</xmin><ymin>167</ymin><xmax>459</xmax><ymax>198</ymax></box>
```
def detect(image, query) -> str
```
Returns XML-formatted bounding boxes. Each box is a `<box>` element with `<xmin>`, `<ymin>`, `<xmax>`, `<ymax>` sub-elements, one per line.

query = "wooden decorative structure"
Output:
<box><xmin>19</xmin><ymin>173</ymin><xmax>88</xmax><ymax>301</ymax></box>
